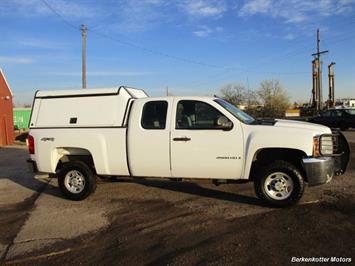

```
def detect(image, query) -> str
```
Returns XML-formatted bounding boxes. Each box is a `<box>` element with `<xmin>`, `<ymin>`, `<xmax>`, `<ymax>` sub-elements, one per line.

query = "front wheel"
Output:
<box><xmin>58</xmin><ymin>161</ymin><xmax>97</xmax><ymax>201</ymax></box>
<box><xmin>254</xmin><ymin>160</ymin><xmax>305</xmax><ymax>207</ymax></box>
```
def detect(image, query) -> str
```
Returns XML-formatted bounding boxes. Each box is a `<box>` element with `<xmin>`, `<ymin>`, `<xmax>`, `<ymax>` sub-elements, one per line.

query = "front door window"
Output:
<box><xmin>176</xmin><ymin>100</ymin><xmax>231</xmax><ymax>130</ymax></box>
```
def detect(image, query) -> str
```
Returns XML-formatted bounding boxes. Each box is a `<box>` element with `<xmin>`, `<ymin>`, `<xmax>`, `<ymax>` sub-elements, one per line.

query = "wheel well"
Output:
<box><xmin>55</xmin><ymin>147</ymin><xmax>95</xmax><ymax>173</ymax></box>
<box><xmin>249</xmin><ymin>148</ymin><xmax>307</xmax><ymax>181</ymax></box>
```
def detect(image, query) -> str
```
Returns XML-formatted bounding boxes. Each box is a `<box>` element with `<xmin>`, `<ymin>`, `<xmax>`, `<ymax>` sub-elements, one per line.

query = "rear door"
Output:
<box><xmin>128</xmin><ymin>98</ymin><xmax>172</xmax><ymax>177</ymax></box>
<box><xmin>170</xmin><ymin>99</ymin><xmax>244</xmax><ymax>179</ymax></box>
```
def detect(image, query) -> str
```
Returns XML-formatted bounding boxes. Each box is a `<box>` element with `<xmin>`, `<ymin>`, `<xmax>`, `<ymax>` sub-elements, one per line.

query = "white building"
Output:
<box><xmin>336</xmin><ymin>98</ymin><xmax>355</xmax><ymax>108</ymax></box>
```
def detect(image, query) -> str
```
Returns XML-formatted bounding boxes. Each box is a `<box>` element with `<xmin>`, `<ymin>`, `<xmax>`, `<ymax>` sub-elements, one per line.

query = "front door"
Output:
<box><xmin>170</xmin><ymin>99</ymin><xmax>244</xmax><ymax>179</ymax></box>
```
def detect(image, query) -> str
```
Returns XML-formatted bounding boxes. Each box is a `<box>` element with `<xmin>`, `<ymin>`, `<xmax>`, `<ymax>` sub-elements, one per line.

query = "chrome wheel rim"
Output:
<box><xmin>64</xmin><ymin>170</ymin><xmax>86</xmax><ymax>194</ymax></box>
<box><xmin>264</xmin><ymin>172</ymin><xmax>294</xmax><ymax>200</ymax></box>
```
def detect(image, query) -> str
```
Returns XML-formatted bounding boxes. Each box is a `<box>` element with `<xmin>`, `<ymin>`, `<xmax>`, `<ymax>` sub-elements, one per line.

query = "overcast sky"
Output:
<box><xmin>0</xmin><ymin>0</ymin><xmax>354</xmax><ymax>105</ymax></box>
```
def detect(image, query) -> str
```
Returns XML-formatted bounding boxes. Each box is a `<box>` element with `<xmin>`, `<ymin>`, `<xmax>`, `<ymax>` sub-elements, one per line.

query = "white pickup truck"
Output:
<box><xmin>27</xmin><ymin>86</ymin><xmax>350</xmax><ymax>207</ymax></box>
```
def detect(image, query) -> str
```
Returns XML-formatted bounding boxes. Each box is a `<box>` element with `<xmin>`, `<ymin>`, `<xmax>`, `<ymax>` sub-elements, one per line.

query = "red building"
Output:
<box><xmin>0</xmin><ymin>69</ymin><xmax>14</xmax><ymax>146</ymax></box>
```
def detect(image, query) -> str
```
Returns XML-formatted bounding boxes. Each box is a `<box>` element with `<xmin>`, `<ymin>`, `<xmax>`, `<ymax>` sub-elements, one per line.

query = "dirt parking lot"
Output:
<box><xmin>0</xmin><ymin>131</ymin><xmax>354</xmax><ymax>265</ymax></box>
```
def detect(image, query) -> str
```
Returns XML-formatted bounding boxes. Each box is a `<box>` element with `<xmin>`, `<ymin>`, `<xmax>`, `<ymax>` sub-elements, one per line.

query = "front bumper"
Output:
<box><xmin>27</xmin><ymin>159</ymin><xmax>38</xmax><ymax>173</ymax></box>
<box><xmin>302</xmin><ymin>157</ymin><xmax>334</xmax><ymax>186</ymax></box>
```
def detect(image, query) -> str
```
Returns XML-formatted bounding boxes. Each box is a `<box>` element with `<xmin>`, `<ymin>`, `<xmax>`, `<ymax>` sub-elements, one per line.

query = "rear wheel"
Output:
<box><xmin>254</xmin><ymin>160</ymin><xmax>305</xmax><ymax>207</ymax></box>
<box><xmin>58</xmin><ymin>161</ymin><xmax>96</xmax><ymax>200</ymax></box>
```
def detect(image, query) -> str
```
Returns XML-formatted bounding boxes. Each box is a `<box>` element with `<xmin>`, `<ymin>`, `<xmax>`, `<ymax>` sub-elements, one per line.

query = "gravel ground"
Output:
<box><xmin>0</xmin><ymin>131</ymin><xmax>354</xmax><ymax>265</ymax></box>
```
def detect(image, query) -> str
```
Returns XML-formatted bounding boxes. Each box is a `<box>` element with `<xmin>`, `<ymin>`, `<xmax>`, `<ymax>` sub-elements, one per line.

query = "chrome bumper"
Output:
<box><xmin>302</xmin><ymin>157</ymin><xmax>334</xmax><ymax>186</ymax></box>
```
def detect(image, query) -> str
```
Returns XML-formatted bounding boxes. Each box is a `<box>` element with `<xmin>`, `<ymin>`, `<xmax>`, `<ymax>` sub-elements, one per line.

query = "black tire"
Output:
<box><xmin>58</xmin><ymin>161</ymin><xmax>96</xmax><ymax>201</ymax></box>
<box><xmin>254</xmin><ymin>160</ymin><xmax>305</xmax><ymax>207</ymax></box>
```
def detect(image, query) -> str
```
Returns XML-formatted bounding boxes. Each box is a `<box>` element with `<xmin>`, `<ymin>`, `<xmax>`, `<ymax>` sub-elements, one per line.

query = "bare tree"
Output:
<box><xmin>244</xmin><ymin>89</ymin><xmax>259</xmax><ymax>106</ymax></box>
<box><xmin>258</xmin><ymin>79</ymin><xmax>290</xmax><ymax>118</ymax></box>
<box><xmin>219</xmin><ymin>83</ymin><xmax>245</xmax><ymax>106</ymax></box>
<box><xmin>218</xmin><ymin>80</ymin><xmax>289</xmax><ymax>118</ymax></box>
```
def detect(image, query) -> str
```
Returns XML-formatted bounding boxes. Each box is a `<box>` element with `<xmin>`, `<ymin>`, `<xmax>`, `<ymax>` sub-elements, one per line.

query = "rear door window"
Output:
<box><xmin>141</xmin><ymin>101</ymin><xmax>168</xmax><ymax>129</ymax></box>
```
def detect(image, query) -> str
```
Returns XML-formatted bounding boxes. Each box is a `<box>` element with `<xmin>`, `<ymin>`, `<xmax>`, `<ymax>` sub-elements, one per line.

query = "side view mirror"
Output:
<box><xmin>217</xmin><ymin>116</ymin><xmax>233</xmax><ymax>130</ymax></box>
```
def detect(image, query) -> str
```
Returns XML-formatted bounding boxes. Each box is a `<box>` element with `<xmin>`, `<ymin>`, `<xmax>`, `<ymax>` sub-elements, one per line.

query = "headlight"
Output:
<box><xmin>320</xmin><ymin>135</ymin><xmax>333</xmax><ymax>155</ymax></box>
<box><xmin>313</xmin><ymin>135</ymin><xmax>334</xmax><ymax>157</ymax></box>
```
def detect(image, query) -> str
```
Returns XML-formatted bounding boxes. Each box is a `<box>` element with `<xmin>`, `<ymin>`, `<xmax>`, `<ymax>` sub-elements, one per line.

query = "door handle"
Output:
<box><xmin>173</xmin><ymin>137</ymin><xmax>191</xmax><ymax>141</ymax></box>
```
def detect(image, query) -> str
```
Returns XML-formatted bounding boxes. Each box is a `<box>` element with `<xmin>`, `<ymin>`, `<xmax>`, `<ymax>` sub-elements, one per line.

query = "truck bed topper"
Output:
<box><xmin>29</xmin><ymin>86</ymin><xmax>148</xmax><ymax>129</ymax></box>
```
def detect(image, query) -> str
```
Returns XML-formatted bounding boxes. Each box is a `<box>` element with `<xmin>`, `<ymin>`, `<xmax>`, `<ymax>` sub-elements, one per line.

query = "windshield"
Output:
<box><xmin>214</xmin><ymin>99</ymin><xmax>255</xmax><ymax>124</ymax></box>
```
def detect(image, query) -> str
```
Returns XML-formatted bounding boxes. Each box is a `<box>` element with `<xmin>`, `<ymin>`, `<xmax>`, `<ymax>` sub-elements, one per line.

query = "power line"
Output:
<box><xmin>90</xmin><ymin>29</ymin><xmax>245</xmax><ymax>71</ymax></box>
<box><xmin>40</xmin><ymin>0</ymin><xmax>78</xmax><ymax>30</ymax></box>
<box><xmin>40</xmin><ymin>0</ymin><xmax>246</xmax><ymax>71</ymax></box>
<box><xmin>40</xmin><ymin>0</ymin><xmax>245</xmax><ymax>71</ymax></box>
<box><xmin>40</xmin><ymin>0</ymin><xmax>307</xmax><ymax>74</ymax></box>
<box><xmin>89</xmin><ymin>28</ymin><xmax>312</xmax><ymax>75</ymax></box>
<box><xmin>187</xmin><ymin>66</ymin><xmax>308</xmax><ymax>89</ymax></box>
<box><xmin>188</xmin><ymin>43</ymin><xmax>315</xmax><ymax>87</ymax></box>
<box><xmin>38</xmin><ymin>0</ymin><xmax>325</xmax><ymax>76</ymax></box>
<box><xmin>191</xmin><ymin>30</ymin><xmax>355</xmax><ymax>88</ymax></box>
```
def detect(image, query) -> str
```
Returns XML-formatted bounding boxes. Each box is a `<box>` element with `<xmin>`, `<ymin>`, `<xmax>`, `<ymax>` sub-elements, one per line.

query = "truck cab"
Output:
<box><xmin>127</xmin><ymin>97</ymin><xmax>244</xmax><ymax>179</ymax></box>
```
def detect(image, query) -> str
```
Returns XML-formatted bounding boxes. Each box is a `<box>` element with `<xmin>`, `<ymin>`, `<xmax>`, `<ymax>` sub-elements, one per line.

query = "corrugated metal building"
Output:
<box><xmin>14</xmin><ymin>108</ymin><xmax>31</xmax><ymax>129</ymax></box>
<box><xmin>0</xmin><ymin>69</ymin><xmax>14</xmax><ymax>146</ymax></box>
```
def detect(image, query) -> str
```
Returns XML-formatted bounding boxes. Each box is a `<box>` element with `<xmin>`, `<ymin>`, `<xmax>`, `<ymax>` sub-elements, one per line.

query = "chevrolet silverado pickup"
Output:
<box><xmin>27</xmin><ymin>86</ymin><xmax>350</xmax><ymax>207</ymax></box>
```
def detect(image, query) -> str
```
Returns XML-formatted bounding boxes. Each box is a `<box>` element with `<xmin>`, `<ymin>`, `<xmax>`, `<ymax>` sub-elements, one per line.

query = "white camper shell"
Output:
<box><xmin>29</xmin><ymin>86</ymin><xmax>148</xmax><ymax>128</ymax></box>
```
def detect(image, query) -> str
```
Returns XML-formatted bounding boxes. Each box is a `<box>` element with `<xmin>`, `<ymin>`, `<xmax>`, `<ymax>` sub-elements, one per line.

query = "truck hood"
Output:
<box><xmin>274</xmin><ymin>119</ymin><xmax>330</xmax><ymax>133</ymax></box>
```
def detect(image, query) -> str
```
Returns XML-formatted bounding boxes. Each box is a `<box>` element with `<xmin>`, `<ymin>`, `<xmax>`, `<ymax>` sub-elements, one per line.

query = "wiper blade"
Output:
<box><xmin>251</xmin><ymin>119</ymin><xmax>276</xmax><ymax>125</ymax></box>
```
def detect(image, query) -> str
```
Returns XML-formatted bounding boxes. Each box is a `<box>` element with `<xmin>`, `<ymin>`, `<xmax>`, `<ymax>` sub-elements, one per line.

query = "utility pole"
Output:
<box><xmin>328</xmin><ymin>62</ymin><xmax>336</xmax><ymax>108</ymax></box>
<box><xmin>166</xmin><ymin>86</ymin><xmax>169</xmax><ymax>96</ymax></box>
<box><xmin>81</xmin><ymin>24</ymin><xmax>88</xmax><ymax>89</ymax></box>
<box><xmin>311</xmin><ymin>29</ymin><xmax>328</xmax><ymax>112</ymax></box>
<box><xmin>311</xmin><ymin>59</ymin><xmax>317</xmax><ymax>108</ymax></box>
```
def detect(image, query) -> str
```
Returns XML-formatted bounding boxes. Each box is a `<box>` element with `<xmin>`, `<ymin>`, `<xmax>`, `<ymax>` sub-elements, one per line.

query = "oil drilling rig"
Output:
<box><xmin>311</xmin><ymin>29</ymin><xmax>336</xmax><ymax>114</ymax></box>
